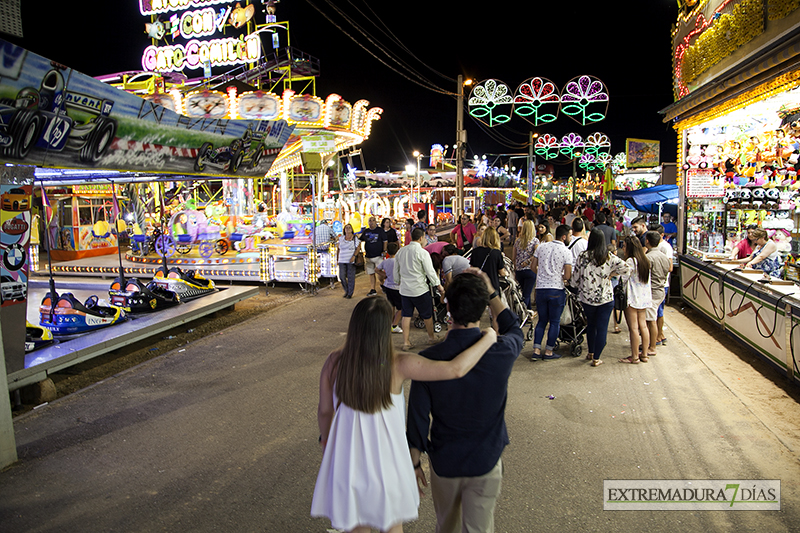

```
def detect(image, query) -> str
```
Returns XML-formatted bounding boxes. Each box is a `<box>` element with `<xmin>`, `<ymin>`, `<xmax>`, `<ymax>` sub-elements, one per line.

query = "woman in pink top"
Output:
<box><xmin>450</xmin><ymin>214</ymin><xmax>477</xmax><ymax>251</ymax></box>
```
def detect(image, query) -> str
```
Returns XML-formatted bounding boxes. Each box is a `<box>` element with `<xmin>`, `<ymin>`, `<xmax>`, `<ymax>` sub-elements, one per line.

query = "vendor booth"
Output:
<box><xmin>661</xmin><ymin>1</ymin><xmax>800</xmax><ymax>385</ymax></box>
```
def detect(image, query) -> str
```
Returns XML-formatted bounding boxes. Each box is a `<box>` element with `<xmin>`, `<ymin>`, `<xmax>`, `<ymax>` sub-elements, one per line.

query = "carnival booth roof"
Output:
<box><xmin>611</xmin><ymin>185</ymin><xmax>678</xmax><ymax>216</ymax></box>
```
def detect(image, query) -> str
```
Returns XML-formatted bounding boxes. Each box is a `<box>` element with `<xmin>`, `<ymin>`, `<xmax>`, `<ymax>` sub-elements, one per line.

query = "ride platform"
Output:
<box><xmin>8</xmin><ymin>280</ymin><xmax>259</xmax><ymax>392</ymax></box>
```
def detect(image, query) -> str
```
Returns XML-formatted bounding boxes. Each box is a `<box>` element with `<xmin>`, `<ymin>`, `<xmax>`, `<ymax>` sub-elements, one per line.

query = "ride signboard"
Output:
<box><xmin>0</xmin><ymin>40</ymin><xmax>294</xmax><ymax>178</ymax></box>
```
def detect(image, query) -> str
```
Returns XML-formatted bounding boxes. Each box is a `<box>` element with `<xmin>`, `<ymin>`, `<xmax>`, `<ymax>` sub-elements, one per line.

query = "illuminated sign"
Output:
<box><xmin>140</xmin><ymin>1</ymin><xmax>262</xmax><ymax>73</ymax></box>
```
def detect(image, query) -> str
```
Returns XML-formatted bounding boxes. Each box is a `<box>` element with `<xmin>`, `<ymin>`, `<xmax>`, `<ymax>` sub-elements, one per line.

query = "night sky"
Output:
<box><xmin>5</xmin><ymin>0</ymin><xmax>680</xmax><ymax>176</ymax></box>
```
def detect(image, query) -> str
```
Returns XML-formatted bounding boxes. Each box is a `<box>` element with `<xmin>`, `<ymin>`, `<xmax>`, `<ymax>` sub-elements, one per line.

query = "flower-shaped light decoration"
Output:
<box><xmin>559</xmin><ymin>132</ymin><xmax>585</xmax><ymax>158</ymax></box>
<box><xmin>596</xmin><ymin>152</ymin><xmax>613</xmax><ymax>169</ymax></box>
<box><xmin>534</xmin><ymin>134</ymin><xmax>561</xmax><ymax>159</ymax></box>
<box><xmin>579</xmin><ymin>153</ymin><xmax>597</xmax><ymax>170</ymax></box>
<box><xmin>468</xmin><ymin>79</ymin><xmax>514</xmax><ymax>127</ymax></box>
<box><xmin>584</xmin><ymin>132</ymin><xmax>611</xmax><ymax>156</ymax></box>
<box><xmin>513</xmin><ymin>77</ymin><xmax>560</xmax><ymax>126</ymax></box>
<box><xmin>612</xmin><ymin>152</ymin><xmax>627</xmax><ymax>173</ymax></box>
<box><xmin>560</xmin><ymin>75</ymin><xmax>609</xmax><ymax>126</ymax></box>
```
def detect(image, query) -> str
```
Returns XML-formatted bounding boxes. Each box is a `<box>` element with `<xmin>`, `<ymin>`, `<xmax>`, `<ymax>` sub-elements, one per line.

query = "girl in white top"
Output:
<box><xmin>620</xmin><ymin>236</ymin><xmax>651</xmax><ymax>364</ymax></box>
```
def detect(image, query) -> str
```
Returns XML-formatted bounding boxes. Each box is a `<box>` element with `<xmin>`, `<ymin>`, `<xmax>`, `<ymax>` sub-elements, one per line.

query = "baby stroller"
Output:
<box><xmin>500</xmin><ymin>254</ymin><xmax>536</xmax><ymax>342</ymax></box>
<box><xmin>414</xmin><ymin>283</ymin><xmax>449</xmax><ymax>333</ymax></box>
<box><xmin>554</xmin><ymin>288</ymin><xmax>588</xmax><ymax>357</ymax></box>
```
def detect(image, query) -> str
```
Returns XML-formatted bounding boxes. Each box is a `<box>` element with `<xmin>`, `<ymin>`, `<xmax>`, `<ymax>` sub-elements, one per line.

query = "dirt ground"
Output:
<box><xmin>13</xmin><ymin>283</ymin><xmax>311</xmax><ymax>416</ymax></box>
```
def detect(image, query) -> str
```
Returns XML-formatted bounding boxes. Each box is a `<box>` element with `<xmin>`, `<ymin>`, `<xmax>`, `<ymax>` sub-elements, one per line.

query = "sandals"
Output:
<box><xmin>619</xmin><ymin>356</ymin><xmax>640</xmax><ymax>364</ymax></box>
<box><xmin>612</xmin><ymin>326</ymin><xmax>621</xmax><ymax>334</ymax></box>
<box><xmin>639</xmin><ymin>355</ymin><xmax>650</xmax><ymax>363</ymax></box>
<box><xmin>591</xmin><ymin>359</ymin><xmax>603</xmax><ymax>367</ymax></box>
<box><xmin>586</xmin><ymin>353</ymin><xmax>594</xmax><ymax>360</ymax></box>
<box><xmin>401</xmin><ymin>343</ymin><xmax>415</xmax><ymax>351</ymax></box>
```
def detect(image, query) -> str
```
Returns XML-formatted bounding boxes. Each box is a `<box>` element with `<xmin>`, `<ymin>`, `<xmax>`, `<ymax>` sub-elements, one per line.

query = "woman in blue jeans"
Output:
<box><xmin>531</xmin><ymin>224</ymin><xmax>573</xmax><ymax>359</ymax></box>
<box><xmin>570</xmin><ymin>229</ymin><xmax>630</xmax><ymax>366</ymax></box>
<box><xmin>512</xmin><ymin>220</ymin><xmax>539</xmax><ymax>309</ymax></box>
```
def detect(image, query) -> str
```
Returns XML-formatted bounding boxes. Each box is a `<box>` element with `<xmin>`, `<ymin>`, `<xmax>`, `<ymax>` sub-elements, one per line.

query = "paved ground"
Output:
<box><xmin>1</xmin><ymin>273</ymin><xmax>800</xmax><ymax>532</ymax></box>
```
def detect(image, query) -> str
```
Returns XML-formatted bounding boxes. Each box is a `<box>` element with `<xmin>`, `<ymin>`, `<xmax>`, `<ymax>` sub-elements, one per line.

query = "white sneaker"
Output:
<box><xmin>392</xmin><ymin>325</ymin><xmax>403</xmax><ymax>334</ymax></box>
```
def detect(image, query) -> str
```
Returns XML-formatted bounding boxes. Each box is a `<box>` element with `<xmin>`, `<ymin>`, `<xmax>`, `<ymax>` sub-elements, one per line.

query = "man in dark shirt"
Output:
<box><xmin>594</xmin><ymin>212</ymin><xmax>617</xmax><ymax>251</ymax></box>
<box><xmin>407</xmin><ymin>270</ymin><xmax>523</xmax><ymax>533</ymax></box>
<box><xmin>360</xmin><ymin>216</ymin><xmax>387</xmax><ymax>295</ymax></box>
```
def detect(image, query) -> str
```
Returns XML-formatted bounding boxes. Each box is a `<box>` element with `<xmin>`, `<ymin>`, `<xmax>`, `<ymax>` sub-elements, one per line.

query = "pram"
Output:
<box><xmin>413</xmin><ymin>283</ymin><xmax>449</xmax><ymax>333</ymax></box>
<box><xmin>553</xmin><ymin>287</ymin><xmax>588</xmax><ymax>357</ymax></box>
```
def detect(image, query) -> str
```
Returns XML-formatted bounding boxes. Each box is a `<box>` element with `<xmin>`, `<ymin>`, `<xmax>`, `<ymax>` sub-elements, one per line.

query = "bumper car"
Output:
<box><xmin>25</xmin><ymin>320</ymin><xmax>54</xmax><ymax>352</ymax></box>
<box><xmin>109</xmin><ymin>277</ymin><xmax>181</xmax><ymax>312</ymax></box>
<box><xmin>152</xmin><ymin>267</ymin><xmax>216</xmax><ymax>301</ymax></box>
<box><xmin>39</xmin><ymin>292</ymin><xmax>126</xmax><ymax>335</ymax></box>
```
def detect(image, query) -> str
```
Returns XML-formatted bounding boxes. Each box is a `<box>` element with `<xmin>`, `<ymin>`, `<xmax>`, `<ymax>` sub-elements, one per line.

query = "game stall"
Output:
<box><xmin>662</xmin><ymin>0</ymin><xmax>800</xmax><ymax>384</ymax></box>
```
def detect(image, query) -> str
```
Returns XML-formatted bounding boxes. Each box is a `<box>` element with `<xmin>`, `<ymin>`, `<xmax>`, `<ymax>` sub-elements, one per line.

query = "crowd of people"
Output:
<box><xmin>311</xmin><ymin>197</ymin><xmax>788</xmax><ymax>533</ymax></box>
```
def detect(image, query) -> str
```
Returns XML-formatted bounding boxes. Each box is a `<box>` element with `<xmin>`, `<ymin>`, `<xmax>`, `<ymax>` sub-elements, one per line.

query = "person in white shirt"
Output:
<box><xmin>651</xmin><ymin>224</ymin><xmax>674</xmax><ymax>346</ymax></box>
<box><xmin>531</xmin><ymin>224</ymin><xmax>573</xmax><ymax>359</ymax></box>
<box><xmin>394</xmin><ymin>228</ymin><xmax>444</xmax><ymax>350</ymax></box>
<box><xmin>567</xmin><ymin>217</ymin><xmax>588</xmax><ymax>263</ymax></box>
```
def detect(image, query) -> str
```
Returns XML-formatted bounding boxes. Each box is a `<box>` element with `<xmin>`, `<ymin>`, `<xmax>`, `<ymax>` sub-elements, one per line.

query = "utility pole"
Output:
<box><xmin>528</xmin><ymin>132</ymin><xmax>535</xmax><ymax>203</ymax></box>
<box><xmin>455</xmin><ymin>75</ymin><xmax>466</xmax><ymax>218</ymax></box>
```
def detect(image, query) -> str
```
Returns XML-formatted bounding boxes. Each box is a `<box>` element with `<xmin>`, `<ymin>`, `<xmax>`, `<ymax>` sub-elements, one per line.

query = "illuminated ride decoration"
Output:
<box><xmin>534</xmin><ymin>132</ymin><xmax>610</xmax><ymax>162</ymax></box>
<box><xmin>469</xmin><ymin>75</ymin><xmax>609</xmax><ymax>127</ymax></box>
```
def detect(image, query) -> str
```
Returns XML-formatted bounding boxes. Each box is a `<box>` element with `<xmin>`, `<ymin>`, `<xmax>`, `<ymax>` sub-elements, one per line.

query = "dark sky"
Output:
<box><xmin>6</xmin><ymin>0</ymin><xmax>680</xmax><ymax>176</ymax></box>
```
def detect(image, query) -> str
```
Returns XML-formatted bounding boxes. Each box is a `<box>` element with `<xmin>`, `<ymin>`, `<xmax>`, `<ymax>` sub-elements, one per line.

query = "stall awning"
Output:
<box><xmin>611</xmin><ymin>185</ymin><xmax>678</xmax><ymax>216</ymax></box>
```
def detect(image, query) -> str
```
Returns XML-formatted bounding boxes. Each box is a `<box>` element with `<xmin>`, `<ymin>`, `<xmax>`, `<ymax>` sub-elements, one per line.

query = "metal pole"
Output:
<box><xmin>528</xmin><ymin>132</ymin><xmax>534</xmax><ymax>203</ymax></box>
<box><xmin>572</xmin><ymin>157</ymin><xmax>577</xmax><ymax>204</ymax></box>
<box><xmin>455</xmin><ymin>75</ymin><xmax>465</xmax><ymax>218</ymax></box>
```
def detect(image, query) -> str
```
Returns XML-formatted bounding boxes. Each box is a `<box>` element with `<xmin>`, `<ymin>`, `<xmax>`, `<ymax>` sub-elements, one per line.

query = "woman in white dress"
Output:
<box><xmin>619</xmin><ymin>236</ymin><xmax>651</xmax><ymax>364</ymax></box>
<box><xmin>312</xmin><ymin>297</ymin><xmax>496</xmax><ymax>533</ymax></box>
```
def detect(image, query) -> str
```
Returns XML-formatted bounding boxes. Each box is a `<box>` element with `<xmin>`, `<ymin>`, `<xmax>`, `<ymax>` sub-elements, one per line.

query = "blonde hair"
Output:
<box><xmin>483</xmin><ymin>226</ymin><xmax>501</xmax><ymax>250</ymax></box>
<box><xmin>518</xmin><ymin>220</ymin><xmax>535</xmax><ymax>249</ymax></box>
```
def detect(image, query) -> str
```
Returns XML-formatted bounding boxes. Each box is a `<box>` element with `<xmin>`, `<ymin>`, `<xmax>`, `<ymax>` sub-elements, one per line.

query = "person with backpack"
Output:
<box><xmin>450</xmin><ymin>214</ymin><xmax>477</xmax><ymax>252</ymax></box>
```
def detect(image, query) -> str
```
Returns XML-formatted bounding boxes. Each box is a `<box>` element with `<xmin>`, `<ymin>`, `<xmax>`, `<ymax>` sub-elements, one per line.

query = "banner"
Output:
<box><xmin>626</xmin><ymin>138</ymin><xmax>660</xmax><ymax>169</ymax></box>
<box><xmin>0</xmin><ymin>40</ymin><xmax>294</xmax><ymax>179</ymax></box>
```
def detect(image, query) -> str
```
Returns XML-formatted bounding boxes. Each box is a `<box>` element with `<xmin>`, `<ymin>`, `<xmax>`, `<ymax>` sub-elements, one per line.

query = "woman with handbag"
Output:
<box><xmin>571</xmin><ymin>229</ymin><xmax>630</xmax><ymax>366</ymax></box>
<box><xmin>619</xmin><ymin>236</ymin><xmax>651</xmax><ymax>364</ymax></box>
<box><xmin>512</xmin><ymin>219</ymin><xmax>539</xmax><ymax>309</ymax></box>
<box><xmin>338</xmin><ymin>223</ymin><xmax>360</xmax><ymax>299</ymax></box>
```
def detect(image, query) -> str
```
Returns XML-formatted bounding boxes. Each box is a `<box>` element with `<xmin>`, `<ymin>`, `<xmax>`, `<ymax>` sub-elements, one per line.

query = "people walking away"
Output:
<box><xmin>413</xmin><ymin>210</ymin><xmax>428</xmax><ymax>232</ymax></box>
<box><xmin>377</xmin><ymin>242</ymin><xmax>403</xmax><ymax>334</ymax></box>
<box><xmin>619</xmin><ymin>236</ymin><xmax>651</xmax><ymax>364</ymax></box>
<box><xmin>512</xmin><ymin>219</ymin><xmax>539</xmax><ymax>309</ymax></box>
<box><xmin>531</xmin><ymin>224</ymin><xmax>573</xmax><ymax>359</ymax></box>
<box><xmin>744</xmin><ymin>228</ymin><xmax>783</xmax><ymax>278</ymax></box>
<box><xmin>441</xmin><ymin>244</ymin><xmax>470</xmax><ymax>288</ymax></box>
<box><xmin>594</xmin><ymin>212</ymin><xmax>617</xmax><ymax>252</ymax></box>
<box><xmin>312</xmin><ymin>297</ymin><xmax>496</xmax><ymax>533</ymax></box>
<box><xmin>362</xmin><ymin>216</ymin><xmax>388</xmax><ymax>296</ymax></box>
<box><xmin>382</xmin><ymin>217</ymin><xmax>399</xmax><ymax>244</ymax></box>
<box><xmin>568</xmin><ymin>217</ymin><xmax>588</xmax><ymax>263</ymax></box>
<box><xmin>506</xmin><ymin>204</ymin><xmax>519</xmax><ymax>243</ymax></box>
<box><xmin>338</xmin><ymin>223</ymin><xmax>360</xmax><ymax>299</ymax></box>
<box><xmin>450</xmin><ymin>214</ymin><xmax>477</xmax><ymax>252</ymax></box>
<box><xmin>394</xmin><ymin>228</ymin><xmax>445</xmax><ymax>350</ymax></box>
<box><xmin>572</xmin><ymin>228</ymin><xmax>630</xmax><ymax>366</ymax></box>
<box><xmin>643</xmin><ymin>231</ymin><xmax>671</xmax><ymax>359</ymax></box>
<box><xmin>406</xmin><ymin>270</ymin><xmax>523</xmax><ymax>533</ymax></box>
<box><xmin>469</xmin><ymin>226</ymin><xmax>507</xmax><ymax>298</ymax></box>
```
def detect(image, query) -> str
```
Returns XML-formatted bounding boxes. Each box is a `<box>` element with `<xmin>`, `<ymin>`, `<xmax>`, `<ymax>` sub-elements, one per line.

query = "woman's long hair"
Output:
<box><xmin>483</xmin><ymin>226</ymin><xmax>501</xmax><ymax>250</ymax></box>
<box><xmin>623</xmin><ymin>236</ymin><xmax>650</xmax><ymax>283</ymax></box>
<box><xmin>518</xmin><ymin>220</ymin><xmax>535</xmax><ymax>250</ymax></box>
<box><xmin>587</xmin><ymin>228</ymin><xmax>608</xmax><ymax>267</ymax></box>
<box><xmin>335</xmin><ymin>297</ymin><xmax>394</xmax><ymax>413</ymax></box>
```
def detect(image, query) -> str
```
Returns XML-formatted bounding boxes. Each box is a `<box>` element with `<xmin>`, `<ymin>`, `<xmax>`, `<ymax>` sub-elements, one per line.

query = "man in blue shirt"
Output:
<box><xmin>661</xmin><ymin>213</ymin><xmax>678</xmax><ymax>247</ymax></box>
<box><xmin>407</xmin><ymin>270</ymin><xmax>523</xmax><ymax>533</ymax></box>
<box><xmin>360</xmin><ymin>216</ymin><xmax>387</xmax><ymax>295</ymax></box>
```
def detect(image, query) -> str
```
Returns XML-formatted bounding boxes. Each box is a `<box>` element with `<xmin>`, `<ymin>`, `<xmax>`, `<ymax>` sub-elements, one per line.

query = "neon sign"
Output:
<box><xmin>139</xmin><ymin>0</ymin><xmax>230</xmax><ymax>16</ymax></box>
<box><xmin>534</xmin><ymin>132</ymin><xmax>611</xmax><ymax>161</ymax></box>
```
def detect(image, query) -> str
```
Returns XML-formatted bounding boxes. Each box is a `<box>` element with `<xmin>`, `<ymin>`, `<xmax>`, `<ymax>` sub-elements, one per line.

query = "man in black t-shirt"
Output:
<box><xmin>360</xmin><ymin>216</ymin><xmax>388</xmax><ymax>295</ymax></box>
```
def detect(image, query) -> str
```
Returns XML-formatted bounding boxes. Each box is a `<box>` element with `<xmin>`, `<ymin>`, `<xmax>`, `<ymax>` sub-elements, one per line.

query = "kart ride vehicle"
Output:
<box><xmin>109</xmin><ymin>277</ymin><xmax>181</xmax><ymax>313</ymax></box>
<box><xmin>25</xmin><ymin>320</ymin><xmax>54</xmax><ymax>353</ymax></box>
<box><xmin>0</xmin><ymin>66</ymin><xmax>117</xmax><ymax>163</ymax></box>
<box><xmin>39</xmin><ymin>292</ymin><xmax>126</xmax><ymax>335</ymax></box>
<box><xmin>152</xmin><ymin>266</ymin><xmax>216</xmax><ymax>301</ymax></box>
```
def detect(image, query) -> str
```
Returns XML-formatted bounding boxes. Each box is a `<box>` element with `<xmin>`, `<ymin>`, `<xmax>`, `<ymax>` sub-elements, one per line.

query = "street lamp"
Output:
<box><xmin>413</xmin><ymin>150</ymin><xmax>421</xmax><ymax>202</ymax></box>
<box><xmin>572</xmin><ymin>151</ymin><xmax>582</xmax><ymax>203</ymax></box>
<box><xmin>455</xmin><ymin>76</ymin><xmax>472</xmax><ymax>218</ymax></box>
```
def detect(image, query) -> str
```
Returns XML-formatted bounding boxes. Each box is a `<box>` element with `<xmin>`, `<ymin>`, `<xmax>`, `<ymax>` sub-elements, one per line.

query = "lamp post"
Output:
<box><xmin>413</xmin><ymin>150</ymin><xmax>421</xmax><ymax>203</ymax></box>
<box><xmin>455</xmin><ymin>76</ymin><xmax>471</xmax><ymax>219</ymax></box>
<box><xmin>572</xmin><ymin>152</ymin><xmax>582</xmax><ymax>204</ymax></box>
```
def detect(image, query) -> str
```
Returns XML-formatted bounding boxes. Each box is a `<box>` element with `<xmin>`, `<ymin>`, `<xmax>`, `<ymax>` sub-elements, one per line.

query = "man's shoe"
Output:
<box><xmin>392</xmin><ymin>325</ymin><xmax>403</xmax><ymax>334</ymax></box>
<box><xmin>367</xmin><ymin>289</ymin><xmax>377</xmax><ymax>296</ymax></box>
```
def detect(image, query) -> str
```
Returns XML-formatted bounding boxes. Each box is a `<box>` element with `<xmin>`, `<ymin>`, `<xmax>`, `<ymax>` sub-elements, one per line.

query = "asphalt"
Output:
<box><xmin>1</xmin><ymin>273</ymin><xmax>800</xmax><ymax>533</ymax></box>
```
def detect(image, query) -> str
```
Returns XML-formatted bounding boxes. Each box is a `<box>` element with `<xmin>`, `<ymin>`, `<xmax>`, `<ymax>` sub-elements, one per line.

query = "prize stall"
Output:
<box><xmin>48</xmin><ymin>184</ymin><xmax>121</xmax><ymax>261</ymax></box>
<box><xmin>662</xmin><ymin>0</ymin><xmax>800</xmax><ymax>384</ymax></box>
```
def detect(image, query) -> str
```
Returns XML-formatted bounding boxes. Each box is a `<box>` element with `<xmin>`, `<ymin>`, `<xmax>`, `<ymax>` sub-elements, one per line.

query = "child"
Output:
<box><xmin>376</xmin><ymin>242</ymin><xmax>403</xmax><ymax>333</ymax></box>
